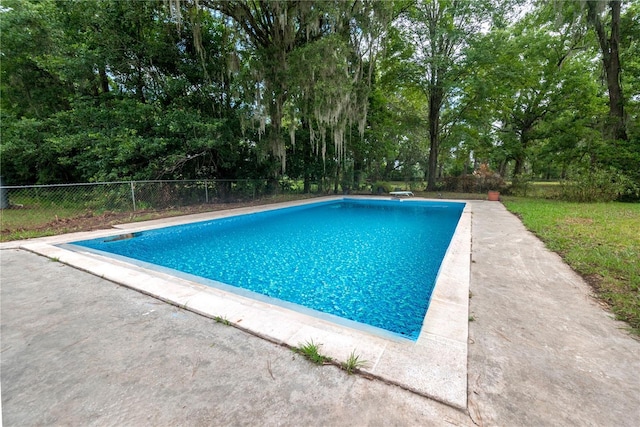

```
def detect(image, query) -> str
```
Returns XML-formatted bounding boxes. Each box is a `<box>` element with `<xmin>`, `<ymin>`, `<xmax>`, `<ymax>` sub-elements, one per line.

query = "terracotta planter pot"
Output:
<box><xmin>488</xmin><ymin>191</ymin><xmax>500</xmax><ymax>201</ymax></box>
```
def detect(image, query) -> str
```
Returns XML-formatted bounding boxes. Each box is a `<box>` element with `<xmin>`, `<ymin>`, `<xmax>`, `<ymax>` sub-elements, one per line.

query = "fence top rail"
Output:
<box><xmin>1</xmin><ymin>181</ymin><xmax>132</xmax><ymax>189</ymax></box>
<box><xmin>0</xmin><ymin>178</ymin><xmax>271</xmax><ymax>190</ymax></box>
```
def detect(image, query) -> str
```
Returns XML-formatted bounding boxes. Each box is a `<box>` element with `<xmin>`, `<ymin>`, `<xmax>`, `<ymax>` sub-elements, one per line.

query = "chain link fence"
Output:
<box><xmin>0</xmin><ymin>178</ymin><xmax>429</xmax><ymax>241</ymax></box>
<box><xmin>0</xmin><ymin>179</ymin><xmax>322</xmax><ymax>213</ymax></box>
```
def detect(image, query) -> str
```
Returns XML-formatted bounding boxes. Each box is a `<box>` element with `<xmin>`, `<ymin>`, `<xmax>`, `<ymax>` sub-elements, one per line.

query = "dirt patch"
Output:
<box><xmin>564</xmin><ymin>217</ymin><xmax>594</xmax><ymax>225</ymax></box>
<box><xmin>1</xmin><ymin>195</ymin><xmax>322</xmax><ymax>241</ymax></box>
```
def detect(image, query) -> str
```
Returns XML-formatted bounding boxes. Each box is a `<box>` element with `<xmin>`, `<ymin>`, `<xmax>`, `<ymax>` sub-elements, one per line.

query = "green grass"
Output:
<box><xmin>503</xmin><ymin>197</ymin><xmax>640</xmax><ymax>335</ymax></box>
<box><xmin>294</xmin><ymin>339</ymin><xmax>332</xmax><ymax>365</ymax></box>
<box><xmin>341</xmin><ymin>350</ymin><xmax>368</xmax><ymax>374</ymax></box>
<box><xmin>1</xmin><ymin>206</ymin><xmax>82</xmax><ymax>230</ymax></box>
<box><xmin>213</xmin><ymin>315</ymin><xmax>230</xmax><ymax>325</ymax></box>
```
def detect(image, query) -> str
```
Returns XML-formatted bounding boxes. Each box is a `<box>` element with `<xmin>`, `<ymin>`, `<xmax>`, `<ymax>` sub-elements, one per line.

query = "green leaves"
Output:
<box><xmin>2</xmin><ymin>0</ymin><xmax>639</xmax><ymax>191</ymax></box>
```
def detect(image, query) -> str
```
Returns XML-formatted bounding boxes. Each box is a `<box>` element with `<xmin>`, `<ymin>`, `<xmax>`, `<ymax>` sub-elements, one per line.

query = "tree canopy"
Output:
<box><xmin>1</xmin><ymin>0</ymin><xmax>638</xmax><ymax>198</ymax></box>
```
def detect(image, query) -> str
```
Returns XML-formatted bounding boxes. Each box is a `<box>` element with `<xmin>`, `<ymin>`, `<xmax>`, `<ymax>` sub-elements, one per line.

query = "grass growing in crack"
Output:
<box><xmin>213</xmin><ymin>315</ymin><xmax>230</xmax><ymax>325</ymax></box>
<box><xmin>342</xmin><ymin>350</ymin><xmax>368</xmax><ymax>374</ymax></box>
<box><xmin>295</xmin><ymin>339</ymin><xmax>332</xmax><ymax>365</ymax></box>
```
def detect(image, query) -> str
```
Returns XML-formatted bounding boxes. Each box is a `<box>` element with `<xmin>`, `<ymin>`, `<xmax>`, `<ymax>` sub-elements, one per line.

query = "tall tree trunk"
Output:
<box><xmin>302</xmin><ymin>120</ymin><xmax>313</xmax><ymax>193</ymax></box>
<box><xmin>498</xmin><ymin>160</ymin><xmax>507</xmax><ymax>177</ymax></box>
<box><xmin>606</xmin><ymin>1</ymin><xmax>625</xmax><ymax>141</ymax></box>
<box><xmin>587</xmin><ymin>0</ymin><xmax>627</xmax><ymax>141</ymax></box>
<box><xmin>513</xmin><ymin>131</ymin><xmax>529</xmax><ymax>177</ymax></box>
<box><xmin>99</xmin><ymin>65</ymin><xmax>109</xmax><ymax>94</ymax></box>
<box><xmin>513</xmin><ymin>156</ymin><xmax>525</xmax><ymax>177</ymax></box>
<box><xmin>426</xmin><ymin>88</ymin><xmax>443</xmax><ymax>191</ymax></box>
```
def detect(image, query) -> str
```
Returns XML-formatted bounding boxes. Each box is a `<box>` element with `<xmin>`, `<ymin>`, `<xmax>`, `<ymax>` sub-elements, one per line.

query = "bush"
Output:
<box><xmin>559</xmin><ymin>167</ymin><xmax>639</xmax><ymax>202</ymax></box>
<box><xmin>409</xmin><ymin>181</ymin><xmax>425</xmax><ymax>191</ymax></box>
<box><xmin>440</xmin><ymin>175</ymin><xmax>472</xmax><ymax>192</ymax></box>
<box><xmin>438</xmin><ymin>169</ymin><xmax>505</xmax><ymax>193</ymax></box>
<box><xmin>506</xmin><ymin>174</ymin><xmax>533</xmax><ymax>197</ymax></box>
<box><xmin>372</xmin><ymin>181</ymin><xmax>393</xmax><ymax>194</ymax></box>
<box><xmin>440</xmin><ymin>176</ymin><xmax>458</xmax><ymax>192</ymax></box>
<box><xmin>476</xmin><ymin>175</ymin><xmax>506</xmax><ymax>193</ymax></box>
<box><xmin>474</xmin><ymin>163</ymin><xmax>506</xmax><ymax>193</ymax></box>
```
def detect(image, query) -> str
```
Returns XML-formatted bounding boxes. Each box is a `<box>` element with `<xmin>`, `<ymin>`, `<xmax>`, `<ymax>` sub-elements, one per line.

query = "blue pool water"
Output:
<box><xmin>70</xmin><ymin>199</ymin><xmax>464</xmax><ymax>339</ymax></box>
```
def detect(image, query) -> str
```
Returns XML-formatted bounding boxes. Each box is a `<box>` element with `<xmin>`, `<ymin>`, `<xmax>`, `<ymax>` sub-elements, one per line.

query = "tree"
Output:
<box><xmin>0</xmin><ymin>0</ymin><xmax>72</xmax><ymax>118</ymax></box>
<box><xmin>3</xmin><ymin>0</ymin><xmax>635</xmax><ymax>193</ymax></box>
<box><xmin>1</xmin><ymin>0</ymin><xmax>250</xmax><ymax>184</ymax></box>
<box><xmin>460</xmin><ymin>4</ymin><xmax>607</xmax><ymax>181</ymax></box>
<box><xmin>395</xmin><ymin>0</ymin><xmax>498</xmax><ymax>190</ymax></box>
<box><xmin>182</xmin><ymin>0</ymin><xmax>391</xmax><ymax>178</ymax></box>
<box><xmin>585</xmin><ymin>0</ymin><xmax>627</xmax><ymax>141</ymax></box>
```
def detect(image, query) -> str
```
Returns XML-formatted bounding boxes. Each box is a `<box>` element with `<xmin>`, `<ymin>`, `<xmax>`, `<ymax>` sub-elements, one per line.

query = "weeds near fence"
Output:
<box><xmin>0</xmin><ymin>180</ymin><xmax>324</xmax><ymax>242</ymax></box>
<box><xmin>1</xmin><ymin>196</ymin><xmax>323</xmax><ymax>242</ymax></box>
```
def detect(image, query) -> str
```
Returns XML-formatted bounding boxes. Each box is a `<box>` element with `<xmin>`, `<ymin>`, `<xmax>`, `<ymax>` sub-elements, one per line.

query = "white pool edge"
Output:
<box><xmin>18</xmin><ymin>196</ymin><xmax>471</xmax><ymax>410</ymax></box>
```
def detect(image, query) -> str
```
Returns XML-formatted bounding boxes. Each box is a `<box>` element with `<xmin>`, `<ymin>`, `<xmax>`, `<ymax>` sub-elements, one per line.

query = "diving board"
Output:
<box><xmin>389</xmin><ymin>191</ymin><xmax>414</xmax><ymax>197</ymax></box>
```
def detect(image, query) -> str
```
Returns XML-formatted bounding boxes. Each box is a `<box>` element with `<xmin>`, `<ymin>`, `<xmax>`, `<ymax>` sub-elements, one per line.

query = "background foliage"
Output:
<box><xmin>1</xmin><ymin>0</ymin><xmax>638</xmax><ymax>200</ymax></box>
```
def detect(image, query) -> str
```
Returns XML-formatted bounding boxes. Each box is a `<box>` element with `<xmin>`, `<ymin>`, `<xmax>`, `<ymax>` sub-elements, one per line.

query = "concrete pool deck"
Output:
<box><xmin>2</xmin><ymin>199</ymin><xmax>639</xmax><ymax>426</ymax></box>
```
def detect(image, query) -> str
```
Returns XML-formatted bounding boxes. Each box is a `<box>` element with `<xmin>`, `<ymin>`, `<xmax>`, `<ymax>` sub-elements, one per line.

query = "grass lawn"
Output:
<box><xmin>503</xmin><ymin>197</ymin><xmax>640</xmax><ymax>335</ymax></box>
<box><xmin>1</xmin><ymin>206</ymin><xmax>81</xmax><ymax>228</ymax></box>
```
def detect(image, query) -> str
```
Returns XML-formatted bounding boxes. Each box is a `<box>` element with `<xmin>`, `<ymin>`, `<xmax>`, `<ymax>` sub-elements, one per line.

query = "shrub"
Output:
<box><xmin>440</xmin><ymin>176</ymin><xmax>459</xmax><ymax>192</ymax></box>
<box><xmin>559</xmin><ymin>167</ymin><xmax>639</xmax><ymax>202</ymax></box>
<box><xmin>409</xmin><ymin>181</ymin><xmax>424</xmax><ymax>191</ymax></box>
<box><xmin>371</xmin><ymin>181</ymin><xmax>393</xmax><ymax>194</ymax></box>
<box><xmin>474</xmin><ymin>163</ymin><xmax>506</xmax><ymax>193</ymax></box>
<box><xmin>458</xmin><ymin>174</ymin><xmax>477</xmax><ymax>192</ymax></box>
<box><xmin>477</xmin><ymin>175</ymin><xmax>506</xmax><ymax>193</ymax></box>
<box><xmin>439</xmin><ymin>163</ymin><xmax>506</xmax><ymax>193</ymax></box>
<box><xmin>439</xmin><ymin>175</ymin><xmax>472</xmax><ymax>192</ymax></box>
<box><xmin>507</xmin><ymin>174</ymin><xmax>533</xmax><ymax>196</ymax></box>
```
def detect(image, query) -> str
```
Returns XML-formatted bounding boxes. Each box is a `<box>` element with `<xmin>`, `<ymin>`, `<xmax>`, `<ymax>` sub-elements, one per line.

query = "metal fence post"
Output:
<box><xmin>130</xmin><ymin>181</ymin><xmax>136</xmax><ymax>211</ymax></box>
<box><xmin>0</xmin><ymin>176</ymin><xmax>8</xmax><ymax>209</ymax></box>
<box><xmin>205</xmin><ymin>180</ymin><xmax>209</xmax><ymax>203</ymax></box>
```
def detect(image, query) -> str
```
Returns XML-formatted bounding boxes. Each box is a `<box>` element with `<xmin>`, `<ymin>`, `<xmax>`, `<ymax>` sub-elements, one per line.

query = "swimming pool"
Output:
<box><xmin>23</xmin><ymin>196</ymin><xmax>471</xmax><ymax>408</ymax></box>
<box><xmin>67</xmin><ymin>198</ymin><xmax>464</xmax><ymax>339</ymax></box>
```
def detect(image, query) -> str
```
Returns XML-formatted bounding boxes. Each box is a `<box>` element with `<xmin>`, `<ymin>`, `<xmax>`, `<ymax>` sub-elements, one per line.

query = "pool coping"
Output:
<box><xmin>17</xmin><ymin>195</ymin><xmax>471</xmax><ymax>410</ymax></box>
